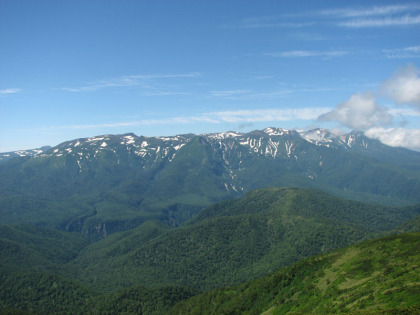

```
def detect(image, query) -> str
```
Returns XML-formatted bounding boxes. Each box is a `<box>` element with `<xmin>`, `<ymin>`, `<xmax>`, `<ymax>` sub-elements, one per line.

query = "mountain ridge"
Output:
<box><xmin>1</xmin><ymin>127</ymin><xmax>419</xmax><ymax>239</ymax></box>
<box><xmin>62</xmin><ymin>187</ymin><xmax>420</xmax><ymax>292</ymax></box>
<box><xmin>2</xmin><ymin>127</ymin><xmax>419</xmax><ymax>159</ymax></box>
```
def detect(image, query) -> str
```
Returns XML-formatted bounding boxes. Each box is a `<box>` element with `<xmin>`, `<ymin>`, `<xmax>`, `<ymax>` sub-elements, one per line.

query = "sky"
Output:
<box><xmin>1</xmin><ymin>0</ymin><xmax>420</xmax><ymax>152</ymax></box>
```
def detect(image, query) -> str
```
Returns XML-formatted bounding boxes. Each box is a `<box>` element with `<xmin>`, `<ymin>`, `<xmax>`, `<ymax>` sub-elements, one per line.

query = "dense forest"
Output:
<box><xmin>1</xmin><ymin>187</ymin><xmax>419</xmax><ymax>314</ymax></box>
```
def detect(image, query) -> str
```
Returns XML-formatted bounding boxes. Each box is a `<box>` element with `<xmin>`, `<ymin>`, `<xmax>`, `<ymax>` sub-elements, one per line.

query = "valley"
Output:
<box><xmin>0</xmin><ymin>128</ymin><xmax>419</xmax><ymax>314</ymax></box>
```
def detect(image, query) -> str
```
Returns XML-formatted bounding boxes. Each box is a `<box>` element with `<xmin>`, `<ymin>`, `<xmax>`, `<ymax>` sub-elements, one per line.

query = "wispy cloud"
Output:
<box><xmin>238</xmin><ymin>4</ymin><xmax>420</xmax><ymax>31</ymax></box>
<box><xmin>320</xmin><ymin>4</ymin><xmax>420</xmax><ymax>18</ymax></box>
<box><xmin>210</xmin><ymin>90</ymin><xmax>253</xmax><ymax>97</ymax></box>
<box><xmin>62</xmin><ymin>72</ymin><xmax>201</xmax><ymax>93</ymax></box>
<box><xmin>265</xmin><ymin>50</ymin><xmax>348</xmax><ymax>58</ymax></box>
<box><xmin>320</xmin><ymin>3</ymin><xmax>420</xmax><ymax>28</ymax></box>
<box><xmin>339</xmin><ymin>14</ymin><xmax>420</xmax><ymax>27</ymax></box>
<box><xmin>207</xmin><ymin>108</ymin><xmax>331</xmax><ymax>123</ymax></box>
<box><xmin>0</xmin><ymin>88</ymin><xmax>21</xmax><ymax>95</ymax></box>
<box><xmin>241</xmin><ymin>22</ymin><xmax>315</xmax><ymax>29</ymax></box>
<box><xmin>210</xmin><ymin>89</ymin><xmax>292</xmax><ymax>100</ymax></box>
<box><xmin>47</xmin><ymin>107</ymin><xmax>331</xmax><ymax>131</ymax></box>
<box><xmin>210</xmin><ymin>85</ymin><xmax>342</xmax><ymax>100</ymax></box>
<box><xmin>233</xmin><ymin>15</ymin><xmax>316</xmax><ymax>29</ymax></box>
<box><xmin>383</xmin><ymin>46</ymin><xmax>420</xmax><ymax>59</ymax></box>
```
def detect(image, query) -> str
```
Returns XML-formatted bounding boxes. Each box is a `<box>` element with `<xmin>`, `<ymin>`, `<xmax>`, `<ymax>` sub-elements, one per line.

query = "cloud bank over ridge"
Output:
<box><xmin>318</xmin><ymin>65</ymin><xmax>420</xmax><ymax>151</ymax></box>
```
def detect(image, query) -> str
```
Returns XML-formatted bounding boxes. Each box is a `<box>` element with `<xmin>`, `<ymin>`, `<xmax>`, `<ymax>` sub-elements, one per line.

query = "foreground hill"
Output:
<box><xmin>1</xmin><ymin>230</ymin><xmax>418</xmax><ymax>313</ymax></box>
<box><xmin>170</xmin><ymin>232</ymin><xmax>420</xmax><ymax>314</ymax></box>
<box><xmin>64</xmin><ymin>187</ymin><xmax>420</xmax><ymax>292</ymax></box>
<box><xmin>1</xmin><ymin>187</ymin><xmax>419</xmax><ymax>313</ymax></box>
<box><xmin>1</xmin><ymin>128</ymin><xmax>420</xmax><ymax>240</ymax></box>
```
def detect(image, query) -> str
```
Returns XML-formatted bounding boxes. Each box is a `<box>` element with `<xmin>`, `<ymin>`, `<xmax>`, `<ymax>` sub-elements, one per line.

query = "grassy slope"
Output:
<box><xmin>169</xmin><ymin>232</ymin><xmax>420</xmax><ymax>315</ymax></box>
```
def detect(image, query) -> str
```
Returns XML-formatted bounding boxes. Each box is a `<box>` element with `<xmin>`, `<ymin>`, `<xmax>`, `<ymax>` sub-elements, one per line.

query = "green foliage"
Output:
<box><xmin>1</xmin><ymin>131</ymin><xmax>420</xmax><ymax>242</ymax></box>
<box><xmin>170</xmin><ymin>232</ymin><xmax>420</xmax><ymax>315</ymax></box>
<box><xmin>0</xmin><ymin>268</ymin><xmax>196</xmax><ymax>314</ymax></box>
<box><xmin>0</xmin><ymin>268</ymin><xmax>95</xmax><ymax>314</ymax></box>
<box><xmin>1</xmin><ymin>187</ymin><xmax>419</xmax><ymax>314</ymax></box>
<box><xmin>0</xmin><ymin>224</ymin><xmax>87</xmax><ymax>272</ymax></box>
<box><xmin>392</xmin><ymin>215</ymin><xmax>420</xmax><ymax>234</ymax></box>
<box><xmin>94</xmin><ymin>286</ymin><xmax>198</xmax><ymax>314</ymax></box>
<box><xmin>64</xmin><ymin>187</ymin><xmax>419</xmax><ymax>292</ymax></box>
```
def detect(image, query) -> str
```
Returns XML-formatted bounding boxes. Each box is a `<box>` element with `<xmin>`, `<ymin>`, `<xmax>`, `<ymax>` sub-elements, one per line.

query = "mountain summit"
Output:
<box><xmin>0</xmin><ymin>127</ymin><xmax>419</xmax><ymax>239</ymax></box>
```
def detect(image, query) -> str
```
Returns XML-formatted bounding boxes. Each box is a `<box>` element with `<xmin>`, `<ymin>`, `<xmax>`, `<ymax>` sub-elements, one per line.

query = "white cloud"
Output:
<box><xmin>380</xmin><ymin>64</ymin><xmax>420</xmax><ymax>108</ymax></box>
<box><xmin>210</xmin><ymin>89</ymin><xmax>292</xmax><ymax>99</ymax></box>
<box><xmin>205</xmin><ymin>108</ymin><xmax>330</xmax><ymax>123</ymax></box>
<box><xmin>317</xmin><ymin>4</ymin><xmax>420</xmax><ymax>28</ymax></box>
<box><xmin>318</xmin><ymin>92</ymin><xmax>392</xmax><ymax>130</ymax></box>
<box><xmin>389</xmin><ymin>107</ymin><xmax>420</xmax><ymax>117</ymax></box>
<box><xmin>240</xmin><ymin>22</ymin><xmax>315</xmax><ymax>29</ymax></box>
<box><xmin>365</xmin><ymin>127</ymin><xmax>420</xmax><ymax>151</ymax></box>
<box><xmin>49</xmin><ymin>107</ymin><xmax>330</xmax><ymax>130</ymax></box>
<box><xmin>321</xmin><ymin>4</ymin><xmax>420</xmax><ymax>18</ymax></box>
<box><xmin>235</xmin><ymin>16</ymin><xmax>315</xmax><ymax>29</ymax></box>
<box><xmin>265</xmin><ymin>50</ymin><xmax>347</xmax><ymax>58</ymax></box>
<box><xmin>339</xmin><ymin>14</ymin><xmax>420</xmax><ymax>27</ymax></box>
<box><xmin>211</xmin><ymin>90</ymin><xmax>253</xmax><ymax>97</ymax></box>
<box><xmin>0</xmin><ymin>88</ymin><xmax>21</xmax><ymax>95</ymax></box>
<box><xmin>383</xmin><ymin>46</ymin><xmax>420</xmax><ymax>59</ymax></box>
<box><xmin>62</xmin><ymin>72</ymin><xmax>201</xmax><ymax>92</ymax></box>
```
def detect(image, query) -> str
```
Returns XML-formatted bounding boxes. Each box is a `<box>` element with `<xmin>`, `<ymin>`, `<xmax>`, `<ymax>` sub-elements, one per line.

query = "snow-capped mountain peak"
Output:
<box><xmin>205</xmin><ymin>131</ymin><xmax>243</xmax><ymax>140</ymax></box>
<box><xmin>263</xmin><ymin>127</ymin><xmax>291</xmax><ymax>136</ymax></box>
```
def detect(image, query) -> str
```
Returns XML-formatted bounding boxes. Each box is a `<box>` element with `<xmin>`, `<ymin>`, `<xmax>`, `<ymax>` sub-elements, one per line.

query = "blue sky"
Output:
<box><xmin>1</xmin><ymin>0</ymin><xmax>420</xmax><ymax>152</ymax></box>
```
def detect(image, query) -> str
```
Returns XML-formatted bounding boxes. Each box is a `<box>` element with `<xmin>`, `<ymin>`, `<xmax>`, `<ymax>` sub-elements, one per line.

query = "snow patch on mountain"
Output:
<box><xmin>173</xmin><ymin>144</ymin><xmax>185</xmax><ymax>151</ymax></box>
<box><xmin>264</xmin><ymin>127</ymin><xmax>290</xmax><ymax>136</ymax></box>
<box><xmin>87</xmin><ymin>137</ymin><xmax>105</xmax><ymax>143</ymax></box>
<box><xmin>207</xmin><ymin>131</ymin><xmax>243</xmax><ymax>140</ymax></box>
<box><xmin>300</xmin><ymin>129</ymin><xmax>336</xmax><ymax>145</ymax></box>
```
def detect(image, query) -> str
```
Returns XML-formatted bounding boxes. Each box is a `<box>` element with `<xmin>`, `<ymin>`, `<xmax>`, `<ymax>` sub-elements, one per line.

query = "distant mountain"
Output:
<box><xmin>1</xmin><ymin>127</ymin><xmax>419</xmax><ymax>239</ymax></box>
<box><xmin>0</xmin><ymin>146</ymin><xmax>51</xmax><ymax>163</ymax></box>
<box><xmin>170</xmin><ymin>231</ymin><xmax>420</xmax><ymax>314</ymax></box>
<box><xmin>63</xmin><ymin>187</ymin><xmax>420</xmax><ymax>292</ymax></box>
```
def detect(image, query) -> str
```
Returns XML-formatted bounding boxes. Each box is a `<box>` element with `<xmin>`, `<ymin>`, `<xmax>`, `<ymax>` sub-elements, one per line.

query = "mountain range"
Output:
<box><xmin>1</xmin><ymin>126</ymin><xmax>420</xmax><ymax>313</ymax></box>
<box><xmin>1</xmin><ymin>127</ymin><xmax>420</xmax><ymax>240</ymax></box>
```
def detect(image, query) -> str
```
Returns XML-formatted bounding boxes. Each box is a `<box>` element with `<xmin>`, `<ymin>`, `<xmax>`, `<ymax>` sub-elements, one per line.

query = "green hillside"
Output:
<box><xmin>0</xmin><ymin>224</ymin><xmax>87</xmax><ymax>272</ymax></box>
<box><xmin>3</xmin><ymin>231</ymin><xmax>417</xmax><ymax>314</ymax></box>
<box><xmin>0</xmin><ymin>187</ymin><xmax>419</xmax><ymax>313</ymax></box>
<box><xmin>393</xmin><ymin>215</ymin><xmax>420</xmax><ymax>234</ymax></box>
<box><xmin>170</xmin><ymin>232</ymin><xmax>420</xmax><ymax>315</ymax></box>
<box><xmin>64</xmin><ymin>187</ymin><xmax>420</xmax><ymax>292</ymax></box>
<box><xmin>1</xmin><ymin>130</ymin><xmax>420</xmax><ymax>241</ymax></box>
<box><xmin>0</xmin><ymin>223</ymin><xmax>196</xmax><ymax>314</ymax></box>
<box><xmin>0</xmin><ymin>269</ymin><xmax>196</xmax><ymax>315</ymax></box>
